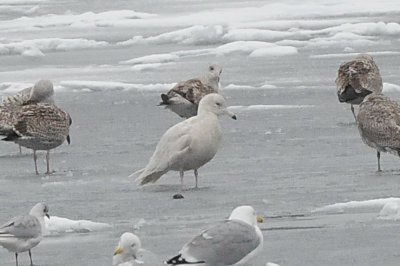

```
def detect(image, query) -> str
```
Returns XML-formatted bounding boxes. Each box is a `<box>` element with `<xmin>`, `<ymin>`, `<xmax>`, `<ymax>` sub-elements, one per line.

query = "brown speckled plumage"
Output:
<box><xmin>336</xmin><ymin>54</ymin><xmax>383</xmax><ymax>119</ymax></box>
<box><xmin>357</xmin><ymin>93</ymin><xmax>400</xmax><ymax>171</ymax></box>
<box><xmin>3</xmin><ymin>103</ymin><xmax>71</xmax><ymax>174</ymax></box>
<box><xmin>160</xmin><ymin>64</ymin><xmax>223</xmax><ymax>118</ymax></box>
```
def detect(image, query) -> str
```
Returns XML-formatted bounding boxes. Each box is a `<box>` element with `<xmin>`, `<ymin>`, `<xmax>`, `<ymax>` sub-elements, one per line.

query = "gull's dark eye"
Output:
<box><xmin>216</xmin><ymin>102</ymin><xmax>221</xmax><ymax>106</ymax></box>
<box><xmin>210</xmin><ymin>66</ymin><xmax>214</xmax><ymax>71</ymax></box>
<box><xmin>131</xmin><ymin>244</ymin><xmax>135</xmax><ymax>247</ymax></box>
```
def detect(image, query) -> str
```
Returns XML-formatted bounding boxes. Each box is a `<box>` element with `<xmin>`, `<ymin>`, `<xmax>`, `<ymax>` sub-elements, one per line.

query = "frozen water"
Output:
<box><xmin>1</xmin><ymin>0</ymin><xmax>400</xmax><ymax>265</ymax></box>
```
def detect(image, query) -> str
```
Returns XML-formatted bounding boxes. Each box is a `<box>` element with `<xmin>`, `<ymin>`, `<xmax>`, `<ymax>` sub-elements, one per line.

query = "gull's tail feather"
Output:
<box><xmin>135</xmin><ymin>170</ymin><xmax>167</xmax><ymax>186</ymax></box>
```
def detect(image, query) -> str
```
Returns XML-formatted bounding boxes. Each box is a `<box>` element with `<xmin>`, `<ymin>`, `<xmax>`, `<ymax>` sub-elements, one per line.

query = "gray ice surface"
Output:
<box><xmin>1</xmin><ymin>0</ymin><xmax>400</xmax><ymax>266</ymax></box>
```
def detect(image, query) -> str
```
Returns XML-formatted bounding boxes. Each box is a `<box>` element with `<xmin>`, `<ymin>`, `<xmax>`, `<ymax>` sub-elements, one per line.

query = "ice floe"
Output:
<box><xmin>383</xmin><ymin>82</ymin><xmax>400</xmax><ymax>92</ymax></box>
<box><xmin>45</xmin><ymin>215</ymin><xmax>112</xmax><ymax>235</ymax></box>
<box><xmin>0</xmin><ymin>38</ymin><xmax>108</xmax><ymax>57</ymax></box>
<box><xmin>58</xmin><ymin>80</ymin><xmax>174</xmax><ymax>92</ymax></box>
<box><xmin>228</xmin><ymin>105</ymin><xmax>313</xmax><ymax>111</ymax></box>
<box><xmin>313</xmin><ymin>198</ymin><xmax>400</xmax><ymax>213</ymax></box>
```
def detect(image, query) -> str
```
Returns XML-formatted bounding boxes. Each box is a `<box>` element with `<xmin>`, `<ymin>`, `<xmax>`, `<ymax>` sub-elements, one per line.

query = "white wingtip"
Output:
<box><xmin>129</xmin><ymin>168</ymin><xmax>144</xmax><ymax>179</ymax></box>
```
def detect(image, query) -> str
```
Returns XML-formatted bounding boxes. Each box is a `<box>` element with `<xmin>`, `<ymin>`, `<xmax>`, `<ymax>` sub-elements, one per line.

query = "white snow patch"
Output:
<box><xmin>58</xmin><ymin>80</ymin><xmax>175</xmax><ymax>92</ymax></box>
<box><xmin>223</xmin><ymin>28</ymin><xmax>296</xmax><ymax>42</ymax></box>
<box><xmin>0</xmin><ymin>10</ymin><xmax>156</xmax><ymax>31</ymax></box>
<box><xmin>378</xmin><ymin>201</ymin><xmax>400</xmax><ymax>220</ymax></box>
<box><xmin>228</xmin><ymin>105</ymin><xmax>313</xmax><ymax>111</ymax></box>
<box><xmin>215</xmin><ymin>41</ymin><xmax>297</xmax><ymax>57</ymax></box>
<box><xmin>119</xmin><ymin>25</ymin><xmax>225</xmax><ymax>45</ymax></box>
<box><xmin>44</xmin><ymin>216</ymin><xmax>112</xmax><ymax>235</ymax></box>
<box><xmin>120</xmin><ymin>53</ymin><xmax>179</xmax><ymax>65</ymax></box>
<box><xmin>313</xmin><ymin>198</ymin><xmax>400</xmax><ymax>213</ymax></box>
<box><xmin>311</xmin><ymin>51</ymin><xmax>400</xmax><ymax>59</ymax></box>
<box><xmin>266</xmin><ymin>263</ymin><xmax>281</xmax><ymax>266</ymax></box>
<box><xmin>0</xmin><ymin>38</ymin><xmax>108</xmax><ymax>57</ymax></box>
<box><xmin>383</xmin><ymin>82</ymin><xmax>400</xmax><ymax>92</ymax></box>
<box><xmin>224</xmin><ymin>83</ymin><xmax>278</xmax><ymax>90</ymax></box>
<box><xmin>249</xmin><ymin>45</ymin><xmax>298</xmax><ymax>57</ymax></box>
<box><xmin>131</xmin><ymin>62</ymin><xmax>172</xmax><ymax>72</ymax></box>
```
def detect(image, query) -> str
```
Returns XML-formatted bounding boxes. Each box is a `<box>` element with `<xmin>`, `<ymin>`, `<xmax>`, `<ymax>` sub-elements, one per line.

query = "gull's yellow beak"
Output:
<box><xmin>256</xmin><ymin>216</ymin><xmax>264</xmax><ymax>223</ymax></box>
<box><xmin>113</xmin><ymin>246</ymin><xmax>124</xmax><ymax>256</ymax></box>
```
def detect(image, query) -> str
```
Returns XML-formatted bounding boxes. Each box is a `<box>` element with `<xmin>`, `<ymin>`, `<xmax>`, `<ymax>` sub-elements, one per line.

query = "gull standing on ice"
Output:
<box><xmin>357</xmin><ymin>93</ymin><xmax>400</xmax><ymax>172</ymax></box>
<box><xmin>113</xmin><ymin>233</ymin><xmax>144</xmax><ymax>266</ymax></box>
<box><xmin>165</xmin><ymin>205</ymin><xmax>263</xmax><ymax>266</ymax></box>
<box><xmin>0</xmin><ymin>80</ymin><xmax>55</xmax><ymax>153</ymax></box>
<box><xmin>336</xmin><ymin>54</ymin><xmax>382</xmax><ymax>120</ymax></box>
<box><xmin>160</xmin><ymin>64</ymin><xmax>222</xmax><ymax>118</ymax></box>
<box><xmin>0</xmin><ymin>203</ymin><xmax>49</xmax><ymax>266</ymax></box>
<box><xmin>132</xmin><ymin>93</ymin><xmax>236</xmax><ymax>189</ymax></box>
<box><xmin>2</xmin><ymin>103</ymin><xmax>71</xmax><ymax>175</ymax></box>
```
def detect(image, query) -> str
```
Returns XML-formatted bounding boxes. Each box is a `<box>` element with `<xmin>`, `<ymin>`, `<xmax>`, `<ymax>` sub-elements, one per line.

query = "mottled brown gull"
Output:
<box><xmin>159</xmin><ymin>64</ymin><xmax>222</xmax><ymax>118</ymax></box>
<box><xmin>2</xmin><ymin>103</ymin><xmax>71</xmax><ymax>175</ymax></box>
<box><xmin>0</xmin><ymin>203</ymin><xmax>49</xmax><ymax>266</ymax></box>
<box><xmin>131</xmin><ymin>93</ymin><xmax>236</xmax><ymax>189</ymax></box>
<box><xmin>357</xmin><ymin>93</ymin><xmax>400</xmax><ymax>172</ymax></box>
<box><xmin>0</xmin><ymin>80</ymin><xmax>55</xmax><ymax>153</ymax></box>
<box><xmin>336</xmin><ymin>54</ymin><xmax>382</xmax><ymax>120</ymax></box>
<box><xmin>165</xmin><ymin>206</ymin><xmax>263</xmax><ymax>266</ymax></box>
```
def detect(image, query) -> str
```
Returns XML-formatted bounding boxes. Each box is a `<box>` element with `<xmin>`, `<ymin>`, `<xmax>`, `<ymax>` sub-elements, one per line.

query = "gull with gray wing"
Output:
<box><xmin>0</xmin><ymin>203</ymin><xmax>49</xmax><ymax>266</ymax></box>
<box><xmin>165</xmin><ymin>206</ymin><xmax>263</xmax><ymax>266</ymax></box>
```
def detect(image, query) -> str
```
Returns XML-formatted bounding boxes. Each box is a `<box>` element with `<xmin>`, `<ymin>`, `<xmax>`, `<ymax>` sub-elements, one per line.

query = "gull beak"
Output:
<box><xmin>225</xmin><ymin>109</ymin><xmax>237</xmax><ymax>120</ymax></box>
<box><xmin>256</xmin><ymin>216</ymin><xmax>264</xmax><ymax>223</ymax></box>
<box><xmin>46</xmin><ymin>213</ymin><xmax>50</xmax><ymax>219</ymax></box>
<box><xmin>113</xmin><ymin>246</ymin><xmax>123</xmax><ymax>256</ymax></box>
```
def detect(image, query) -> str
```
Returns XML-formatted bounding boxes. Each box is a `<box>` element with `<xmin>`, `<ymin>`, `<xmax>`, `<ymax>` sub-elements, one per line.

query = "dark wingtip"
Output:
<box><xmin>165</xmin><ymin>254</ymin><xmax>204</xmax><ymax>265</ymax></box>
<box><xmin>232</xmin><ymin>114</ymin><xmax>237</xmax><ymax>120</ymax></box>
<box><xmin>66</xmin><ymin>135</ymin><xmax>71</xmax><ymax>145</ymax></box>
<box><xmin>2</xmin><ymin>131</ymin><xmax>19</xmax><ymax>142</ymax></box>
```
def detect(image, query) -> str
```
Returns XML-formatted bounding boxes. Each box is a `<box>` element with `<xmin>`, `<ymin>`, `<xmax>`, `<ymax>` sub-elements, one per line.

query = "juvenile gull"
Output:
<box><xmin>336</xmin><ymin>54</ymin><xmax>382</xmax><ymax>120</ymax></box>
<box><xmin>132</xmin><ymin>93</ymin><xmax>236</xmax><ymax>189</ymax></box>
<box><xmin>0</xmin><ymin>203</ymin><xmax>49</xmax><ymax>266</ymax></box>
<box><xmin>2</xmin><ymin>103</ymin><xmax>71</xmax><ymax>175</ymax></box>
<box><xmin>160</xmin><ymin>64</ymin><xmax>222</xmax><ymax>118</ymax></box>
<box><xmin>165</xmin><ymin>205</ymin><xmax>263</xmax><ymax>266</ymax></box>
<box><xmin>0</xmin><ymin>80</ymin><xmax>55</xmax><ymax>153</ymax></box>
<box><xmin>357</xmin><ymin>93</ymin><xmax>400</xmax><ymax>172</ymax></box>
<box><xmin>113</xmin><ymin>233</ymin><xmax>143</xmax><ymax>266</ymax></box>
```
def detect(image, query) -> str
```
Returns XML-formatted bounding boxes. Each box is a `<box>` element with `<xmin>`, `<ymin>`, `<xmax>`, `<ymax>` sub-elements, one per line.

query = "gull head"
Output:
<box><xmin>30</xmin><ymin>202</ymin><xmax>50</xmax><ymax>219</ymax></box>
<box><xmin>204</xmin><ymin>64</ymin><xmax>223</xmax><ymax>89</ymax></box>
<box><xmin>198</xmin><ymin>93</ymin><xmax>236</xmax><ymax>120</ymax></box>
<box><xmin>228</xmin><ymin>205</ymin><xmax>258</xmax><ymax>226</ymax></box>
<box><xmin>113</xmin><ymin>232</ymin><xmax>142</xmax><ymax>260</ymax></box>
<box><xmin>27</xmin><ymin>79</ymin><xmax>54</xmax><ymax>104</ymax></box>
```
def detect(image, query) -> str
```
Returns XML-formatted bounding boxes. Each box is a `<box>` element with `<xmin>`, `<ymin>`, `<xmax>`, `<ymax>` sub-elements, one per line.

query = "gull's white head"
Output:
<box><xmin>202</xmin><ymin>64</ymin><xmax>223</xmax><ymax>91</ymax></box>
<box><xmin>28</xmin><ymin>79</ymin><xmax>54</xmax><ymax>104</ymax></box>
<box><xmin>198</xmin><ymin>93</ymin><xmax>236</xmax><ymax>120</ymax></box>
<box><xmin>229</xmin><ymin>206</ymin><xmax>257</xmax><ymax>226</ymax></box>
<box><xmin>113</xmin><ymin>232</ymin><xmax>142</xmax><ymax>263</ymax></box>
<box><xmin>29</xmin><ymin>202</ymin><xmax>50</xmax><ymax>219</ymax></box>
